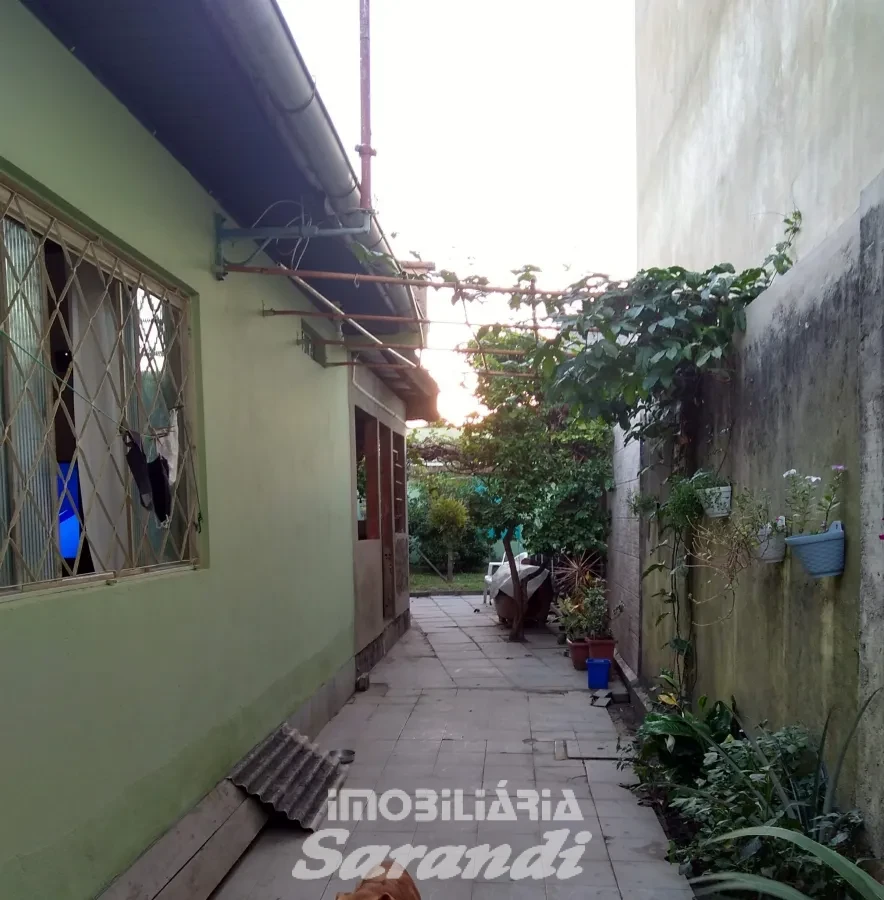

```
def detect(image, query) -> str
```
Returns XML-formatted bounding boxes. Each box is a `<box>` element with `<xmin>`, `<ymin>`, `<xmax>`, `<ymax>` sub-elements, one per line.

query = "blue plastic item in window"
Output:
<box><xmin>57</xmin><ymin>462</ymin><xmax>82</xmax><ymax>559</ymax></box>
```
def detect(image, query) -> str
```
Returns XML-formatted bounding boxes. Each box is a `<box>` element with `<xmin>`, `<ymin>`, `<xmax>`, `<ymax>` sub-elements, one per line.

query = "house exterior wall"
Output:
<box><xmin>636</xmin><ymin>0</ymin><xmax>884</xmax><ymax>851</ymax></box>
<box><xmin>0</xmin><ymin>3</ymin><xmax>358</xmax><ymax>898</ymax></box>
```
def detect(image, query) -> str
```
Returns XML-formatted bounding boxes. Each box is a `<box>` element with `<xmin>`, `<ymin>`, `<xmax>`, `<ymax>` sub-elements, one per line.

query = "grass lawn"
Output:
<box><xmin>410</xmin><ymin>570</ymin><xmax>486</xmax><ymax>593</ymax></box>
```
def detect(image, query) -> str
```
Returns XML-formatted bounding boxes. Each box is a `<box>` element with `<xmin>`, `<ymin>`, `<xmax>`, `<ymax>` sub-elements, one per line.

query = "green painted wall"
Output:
<box><xmin>0</xmin><ymin>3</ymin><xmax>356</xmax><ymax>898</ymax></box>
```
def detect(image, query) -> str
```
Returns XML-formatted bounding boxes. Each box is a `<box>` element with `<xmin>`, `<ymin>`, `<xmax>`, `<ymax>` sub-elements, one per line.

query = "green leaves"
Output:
<box><xmin>692</xmin><ymin>871</ymin><xmax>814</xmax><ymax>899</ymax></box>
<box><xmin>541</xmin><ymin>215</ymin><xmax>800</xmax><ymax>443</ymax></box>
<box><xmin>634</xmin><ymin>699</ymin><xmax>870</xmax><ymax>899</ymax></box>
<box><xmin>709</xmin><ymin>828</ymin><xmax>884</xmax><ymax>899</ymax></box>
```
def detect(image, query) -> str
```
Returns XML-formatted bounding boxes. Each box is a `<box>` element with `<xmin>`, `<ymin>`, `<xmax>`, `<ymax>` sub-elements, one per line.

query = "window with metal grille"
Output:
<box><xmin>0</xmin><ymin>181</ymin><xmax>199</xmax><ymax>591</ymax></box>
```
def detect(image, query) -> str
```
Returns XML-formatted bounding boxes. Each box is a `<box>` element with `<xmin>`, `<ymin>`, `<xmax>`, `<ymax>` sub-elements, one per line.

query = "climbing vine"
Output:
<box><xmin>359</xmin><ymin>213</ymin><xmax>802</xmax><ymax>671</ymax></box>
<box><xmin>523</xmin><ymin>212</ymin><xmax>802</xmax><ymax>444</ymax></box>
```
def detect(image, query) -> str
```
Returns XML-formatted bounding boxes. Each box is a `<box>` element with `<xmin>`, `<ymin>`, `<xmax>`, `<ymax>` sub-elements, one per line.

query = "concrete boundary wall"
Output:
<box><xmin>613</xmin><ymin>172</ymin><xmax>884</xmax><ymax>852</ymax></box>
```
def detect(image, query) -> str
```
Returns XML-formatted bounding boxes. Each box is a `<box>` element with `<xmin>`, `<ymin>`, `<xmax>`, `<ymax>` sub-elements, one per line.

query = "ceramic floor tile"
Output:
<box><xmin>610</xmin><ymin>861</ymin><xmax>690</xmax><ymax>891</ymax></box>
<box><xmin>597</xmin><ymin>815</ymin><xmax>665</xmax><ymax>841</ymax></box>
<box><xmin>471</xmin><ymin>885</ymin><xmax>548</xmax><ymax>900</ymax></box>
<box><xmin>604</xmin><ymin>837</ymin><xmax>669</xmax><ymax>863</ymax></box>
<box><xmin>592</xmin><ymin>800</ymin><xmax>658</xmax><ymax>820</ymax></box>
<box><xmin>219</xmin><ymin>601</ymin><xmax>678</xmax><ymax>899</ymax></box>
<box><xmin>543</xmin><ymin>859</ymin><xmax>617</xmax><ymax>887</ymax></box>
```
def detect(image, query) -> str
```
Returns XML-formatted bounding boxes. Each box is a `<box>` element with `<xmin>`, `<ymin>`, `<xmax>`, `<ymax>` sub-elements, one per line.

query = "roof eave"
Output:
<box><xmin>204</xmin><ymin>0</ymin><xmax>420</xmax><ymax>329</ymax></box>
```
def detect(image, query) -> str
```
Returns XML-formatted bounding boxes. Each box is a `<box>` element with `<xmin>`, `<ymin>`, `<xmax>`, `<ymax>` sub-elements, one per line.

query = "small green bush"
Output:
<box><xmin>408</xmin><ymin>478</ymin><xmax>490</xmax><ymax>573</ymax></box>
<box><xmin>629</xmin><ymin>682</ymin><xmax>880</xmax><ymax>898</ymax></box>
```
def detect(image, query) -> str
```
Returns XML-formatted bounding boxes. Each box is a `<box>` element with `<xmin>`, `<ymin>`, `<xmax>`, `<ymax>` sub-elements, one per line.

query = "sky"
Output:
<box><xmin>280</xmin><ymin>0</ymin><xmax>637</xmax><ymax>423</ymax></box>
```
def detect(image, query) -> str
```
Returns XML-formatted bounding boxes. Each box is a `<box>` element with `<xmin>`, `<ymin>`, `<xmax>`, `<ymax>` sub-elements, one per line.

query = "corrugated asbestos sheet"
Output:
<box><xmin>228</xmin><ymin>724</ymin><xmax>346</xmax><ymax>830</ymax></box>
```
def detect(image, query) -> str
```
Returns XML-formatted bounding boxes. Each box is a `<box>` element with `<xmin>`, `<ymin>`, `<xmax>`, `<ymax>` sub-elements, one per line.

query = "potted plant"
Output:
<box><xmin>558</xmin><ymin>595</ymin><xmax>593</xmax><ymax>671</ymax></box>
<box><xmin>692</xmin><ymin>469</ymin><xmax>732</xmax><ymax>518</ymax></box>
<box><xmin>783</xmin><ymin>466</ymin><xmax>846</xmax><ymax>578</ymax></box>
<box><xmin>584</xmin><ymin>582</ymin><xmax>623</xmax><ymax>665</ymax></box>
<box><xmin>754</xmin><ymin>517</ymin><xmax>788</xmax><ymax>563</ymax></box>
<box><xmin>733</xmin><ymin>490</ymin><xmax>787</xmax><ymax>563</ymax></box>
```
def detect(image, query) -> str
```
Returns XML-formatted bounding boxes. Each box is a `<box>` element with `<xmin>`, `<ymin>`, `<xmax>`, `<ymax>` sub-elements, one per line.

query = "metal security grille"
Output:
<box><xmin>0</xmin><ymin>181</ymin><xmax>198</xmax><ymax>592</ymax></box>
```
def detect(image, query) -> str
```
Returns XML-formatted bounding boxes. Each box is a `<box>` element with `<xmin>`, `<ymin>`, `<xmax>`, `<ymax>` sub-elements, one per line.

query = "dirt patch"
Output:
<box><xmin>607</xmin><ymin>701</ymin><xmax>640</xmax><ymax>740</ymax></box>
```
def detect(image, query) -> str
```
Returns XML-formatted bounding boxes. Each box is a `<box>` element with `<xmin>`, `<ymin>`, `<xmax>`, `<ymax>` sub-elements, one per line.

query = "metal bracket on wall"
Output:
<box><xmin>212</xmin><ymin>211</ymin><xmax>372</xmax><ymax>280</ymax></box>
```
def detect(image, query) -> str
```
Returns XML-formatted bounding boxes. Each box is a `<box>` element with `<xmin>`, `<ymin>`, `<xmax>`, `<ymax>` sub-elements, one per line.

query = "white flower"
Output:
<box><xmin>805</xmin><ymin>475</ymin><xmax>822</xmax><ymax>484</ymax></box>
<box><xmin>783</xmin><ymin>469</ymin><xmax>798</xmax><ymax>478</ymax></box>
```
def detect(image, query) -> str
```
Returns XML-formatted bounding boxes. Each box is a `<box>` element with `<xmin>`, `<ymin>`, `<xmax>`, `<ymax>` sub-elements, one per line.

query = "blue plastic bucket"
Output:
<box><xmin>587</xmin><ymin>658</ymin><xmax>611</xmax><ymax>690</ymax></box>
<box><xmin>785</xmin><ymin>521</ymin><xmax>845</xmax><ymax>578</ymax></box>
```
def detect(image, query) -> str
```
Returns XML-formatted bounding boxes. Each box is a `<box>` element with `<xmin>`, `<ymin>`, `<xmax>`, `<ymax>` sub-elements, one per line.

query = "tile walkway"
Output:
<box><xmin>212</xmin><ymin>595</ymin><xmax>691</xmax><ymax>900</ymax></box>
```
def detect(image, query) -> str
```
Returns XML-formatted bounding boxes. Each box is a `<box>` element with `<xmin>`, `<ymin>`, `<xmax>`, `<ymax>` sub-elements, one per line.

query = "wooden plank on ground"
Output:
<box><xmin>155</xmin><ymin>797</ymin><xmax>268</xmax><ymax>900</ymax></box>
<box><xmin>100</xmin><ymin>780</ymin><xmax>247</xmax><ymax>900</ymax></box>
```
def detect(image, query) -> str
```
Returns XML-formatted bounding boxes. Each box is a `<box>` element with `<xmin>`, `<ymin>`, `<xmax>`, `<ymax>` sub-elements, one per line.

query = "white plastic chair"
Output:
<box><xmin>483</xmin><ymin>558</ymin><xmax>503</xmax><ymax>604</ymax></box>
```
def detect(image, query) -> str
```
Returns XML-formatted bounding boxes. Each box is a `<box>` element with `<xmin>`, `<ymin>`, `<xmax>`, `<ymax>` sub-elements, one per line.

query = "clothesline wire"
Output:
<box><xmin>0</xmin><ymin>325</ymin><xmax>178</xmax><ymax>440</ymax></box>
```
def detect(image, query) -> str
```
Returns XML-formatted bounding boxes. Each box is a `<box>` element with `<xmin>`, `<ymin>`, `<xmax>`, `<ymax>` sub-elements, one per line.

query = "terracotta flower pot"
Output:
<box><xmin>567</xmin><ymin>637</ymin><xmax>590</xmax><ymax>671</ymax></box>
<box><xmin>588</xmin><ymin>637</ymin><xmax>616</xmax><ymax>665</ymax></box>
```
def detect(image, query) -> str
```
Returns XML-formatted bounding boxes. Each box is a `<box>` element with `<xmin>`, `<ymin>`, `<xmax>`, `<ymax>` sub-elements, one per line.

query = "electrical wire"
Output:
<box><xmin>223</xmin><ymin>199</ymin><xmax>312</xmax><ymax>268</ymax></box>
<box><xmin>250</xmin><ymin>199</ymin><xmax>308</xmax><ymax>227</ymax></box>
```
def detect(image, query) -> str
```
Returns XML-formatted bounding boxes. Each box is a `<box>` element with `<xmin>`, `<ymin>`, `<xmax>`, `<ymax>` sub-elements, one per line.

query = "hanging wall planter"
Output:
<box><xmin>785</xmin><ymin>521</ymin><xmax>845</xmax><ymax>578</ymax></box>
<box><xmin>753</xmin><ymin>526</ymin><xmax>786</xmax><ymax>564</ymax></box>
<box><xmin>698</xmin><ymin>485</ymin><xmax>732</xmax><ymax>518</ymax></box>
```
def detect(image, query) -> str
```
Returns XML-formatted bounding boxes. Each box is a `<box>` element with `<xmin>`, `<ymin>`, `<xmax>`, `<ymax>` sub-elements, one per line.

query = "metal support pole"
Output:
<box><xmin>229</xmin><ymin>264</ymin><xmax>568</xmax><ymax>299</ymax></box>
<box><xmin>356</xmin><ymin>0</ymin><xmax>376</xmax><ymax>210</ymax></box>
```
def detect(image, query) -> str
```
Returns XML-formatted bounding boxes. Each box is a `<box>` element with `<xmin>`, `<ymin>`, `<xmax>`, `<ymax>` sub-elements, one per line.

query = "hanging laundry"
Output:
<box><xmin>155</xmin><ymin>409</ymin><xmax>179</xmax><ymax>485</ymax></box>
<box><xmin>123</xmin><ymin>431</ymin><xmax>153</xmax><ymax>510</ymax></box>
<box><xmin>148</xmin><ymin>456</ymin><xmax>172</xmax><ymax>527</ymax></box>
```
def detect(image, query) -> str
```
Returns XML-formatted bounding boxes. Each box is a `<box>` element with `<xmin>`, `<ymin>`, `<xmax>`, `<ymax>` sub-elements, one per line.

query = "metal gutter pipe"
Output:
<box><xmin>205</xmin><ymin>0</ymin><xmax>419</xmax><ymax>324</ymax></box>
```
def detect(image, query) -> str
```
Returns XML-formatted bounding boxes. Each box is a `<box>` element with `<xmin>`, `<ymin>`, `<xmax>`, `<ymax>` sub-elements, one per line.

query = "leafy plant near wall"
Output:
<box><xmin>630</xmin><ymin>683</ymin><xmax>882</xmax><ymax>899</ymax></box>
<box><xmin>368</xmin><ymin>215</ymin><xmax>799</xmax><ymax>656</ymax></box>
<box><xmin>529</xmin><ymin>212</ymin><xmax>802</xmax><ymax>444</ymax></box>
<box><xmin>533</xmin><ymin>213</ymin><xmax>800</xmax><ymax>689</ymax></box>
<box><xmin>784</xmin><ymin>466</ymin><xmax>847</xmax><ymax>535</ymax></box>
<box><xmin>558</xmin><ymin>581</ymin><xmax>621</xmax><ymax>640</ymax></box>
<box><xmin>693</xmin><ymin>827</ymin><xmax>884</xmax><ymax>899</ymax></box>
<box><xmin>632</xmin><ymin>672</ymin><xmax>736</xmax><ymax>788</ymax></box>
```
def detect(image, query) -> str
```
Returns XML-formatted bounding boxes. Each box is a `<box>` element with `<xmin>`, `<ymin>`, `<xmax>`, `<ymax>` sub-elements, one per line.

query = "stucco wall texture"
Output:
<box><xmin>0</xmin><ymin>3</ymin><xmax>357</xmax><ymax>898</ymax></box>
<box><xmin>640</xmin><ymin>214</ymin><xmax>864</xmax><ymax>814</ymax></box>
<box><xmin>636</xmin><ymin>0</ymin><xmax>884</xmax><ymax>271</ymax></box>
<box><xmin>608</xmin><ymin>427</ymin><xmax>642</xmax><ymax>673</ymax></box>
<box><xmin>636</xmin><ymin>0</ymin><xmax>884</xmax><ymax>853</ymax></box>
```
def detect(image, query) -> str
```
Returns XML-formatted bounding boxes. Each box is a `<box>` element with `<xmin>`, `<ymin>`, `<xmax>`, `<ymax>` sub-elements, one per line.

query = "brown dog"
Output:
<box><xmin>336</xmin><ymin>858</ymin><xmax>421</xmax><ymax>900</ymax></box>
